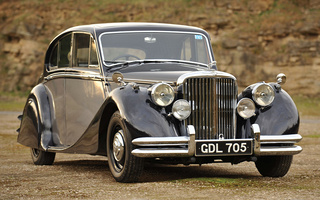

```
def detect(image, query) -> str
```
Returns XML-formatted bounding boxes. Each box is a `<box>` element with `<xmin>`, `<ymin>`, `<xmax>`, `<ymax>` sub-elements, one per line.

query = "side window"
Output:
<box><xmin>58</xmin><ymin>34</ymin><xmax>72</xmax><ymax>68</ymax></box>
<box><xmin>74</xmin><ymin>33</ymin><xmax>90</xmax><ymax>67</ymax></box>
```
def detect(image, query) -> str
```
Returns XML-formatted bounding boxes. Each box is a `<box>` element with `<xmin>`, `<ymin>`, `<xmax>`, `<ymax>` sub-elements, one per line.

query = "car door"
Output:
<box><xmin>44</xmin><ymin>33</ymin><xmax>72</xmax><ymax>147</ymax></box>
<box><xmin>64</xmin><ymin>32</ymin><xmax>105</xmax><ymax>146</ymax></box>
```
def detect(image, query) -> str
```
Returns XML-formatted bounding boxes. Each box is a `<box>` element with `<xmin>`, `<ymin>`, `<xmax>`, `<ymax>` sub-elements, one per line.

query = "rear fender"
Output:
<box><xmin>18</xmin><ymin>84</ymin><xmax>53</xmax><ymax>150</ymax></box>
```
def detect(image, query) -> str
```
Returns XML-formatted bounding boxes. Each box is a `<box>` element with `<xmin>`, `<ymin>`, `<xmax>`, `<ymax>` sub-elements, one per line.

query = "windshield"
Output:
<box><xmin>99</xmin><ymin>31</ymin><xmax>212</xmax><ymax>66</ymax></box>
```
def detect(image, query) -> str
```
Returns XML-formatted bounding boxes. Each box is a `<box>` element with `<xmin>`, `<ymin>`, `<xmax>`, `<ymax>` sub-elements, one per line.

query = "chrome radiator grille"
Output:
<box><xmin>182</xmin><ymin>78</ymin><xmax>237</xmax><ymax>140</ymax></box>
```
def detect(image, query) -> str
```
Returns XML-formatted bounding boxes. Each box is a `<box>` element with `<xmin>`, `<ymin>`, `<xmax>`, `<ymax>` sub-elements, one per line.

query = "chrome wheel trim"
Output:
<box><xmin>113</xmin><ymin>130</ymin><xmax>125</xmax><ymax>162</ymax></box>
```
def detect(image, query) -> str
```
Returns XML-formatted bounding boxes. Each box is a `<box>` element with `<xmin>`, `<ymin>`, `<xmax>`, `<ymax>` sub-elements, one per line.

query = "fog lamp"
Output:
<box><xmin>172</xmin><ymin>99</ymin><xmax>191</xmax><ymax>120</ymax></box>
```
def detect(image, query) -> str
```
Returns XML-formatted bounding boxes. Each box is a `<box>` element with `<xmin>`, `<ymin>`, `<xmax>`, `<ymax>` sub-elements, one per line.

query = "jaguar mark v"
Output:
<box><xmin>17</xmin><ymin>23</ymin><xmax>302</xmax><ymax>182</ymax></box>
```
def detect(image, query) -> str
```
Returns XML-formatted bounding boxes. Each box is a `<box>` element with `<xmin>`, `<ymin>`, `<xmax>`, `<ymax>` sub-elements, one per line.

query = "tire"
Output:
<box><xmin>255</xmin><ymin>155</ymin><xmax>293</xmax><ymax>177</ymax></box>
<box><xmin>31</xmin><ymin>148</ymin><xmax>56</xmax><ymax>165</ymax></box>
<box><xmin>107</xmin><ymin>111</ymin><xmax>144</xmax><ymax>182</ymax></box>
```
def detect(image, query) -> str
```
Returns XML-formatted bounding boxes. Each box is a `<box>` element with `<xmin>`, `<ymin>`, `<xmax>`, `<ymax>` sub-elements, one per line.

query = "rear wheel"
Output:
<box><xmin>107</xmin><ymin>111</ymin><xmax>144</xmax><ymax>182</ymax></box>
<box><xmin>28</xmin><ymin>97</ymin><xmax>55</xmax><ymax>165</ymax></box>
<box><xmin>255</xmin><ymin>155</ymin><xmax>293</xmax><ymax>177</ymax></box>
<box><xmin>31</xmin><ymin>148</ymin><xmax>55</xmax><ymax>165</ymax></box>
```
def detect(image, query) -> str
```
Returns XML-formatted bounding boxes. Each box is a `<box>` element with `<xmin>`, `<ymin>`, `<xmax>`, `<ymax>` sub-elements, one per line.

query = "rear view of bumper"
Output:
<box><xmin>131</xmin><ymin>124</ymin><xmax>302</xmax><ymax>158</ymax></box>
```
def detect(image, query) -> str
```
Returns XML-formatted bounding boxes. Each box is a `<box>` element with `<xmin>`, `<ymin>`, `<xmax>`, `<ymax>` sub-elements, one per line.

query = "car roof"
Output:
<box><xmin>45</xmin><ymin>23</ymin><xmax>213</xmax><ymax>69</ymax></box>
<box><xmin>62</xmin><ymin>22</ymin><xmax>210</xmax><ymax>38</ymax></box>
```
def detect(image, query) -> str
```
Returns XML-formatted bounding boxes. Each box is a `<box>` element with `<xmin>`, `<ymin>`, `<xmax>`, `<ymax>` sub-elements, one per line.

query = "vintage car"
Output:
<box><xmin>17</xmin><ymin>22</ymin><xmax>302</xmax><ymax>182</ymax></box>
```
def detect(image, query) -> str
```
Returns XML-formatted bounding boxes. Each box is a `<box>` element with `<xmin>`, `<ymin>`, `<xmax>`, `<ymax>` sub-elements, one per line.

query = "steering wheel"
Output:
<box><xmin>112</xmin><ymin>54</ymin><xmax>141</xmax><ymax>61</ymax></box>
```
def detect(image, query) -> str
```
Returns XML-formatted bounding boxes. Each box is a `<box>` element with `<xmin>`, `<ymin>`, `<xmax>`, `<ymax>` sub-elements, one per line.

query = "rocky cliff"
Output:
<box><xmin>1</xmin><ymin>0</ymin><xmax>319</xmax><ymax>96</ymax></box>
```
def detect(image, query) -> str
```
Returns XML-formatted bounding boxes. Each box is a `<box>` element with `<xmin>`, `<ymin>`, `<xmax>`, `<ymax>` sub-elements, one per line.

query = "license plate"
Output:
<box><xmin>195</xmin><ymin>139</ymin><xmax>253</xmax><ymax>156</ymax></box>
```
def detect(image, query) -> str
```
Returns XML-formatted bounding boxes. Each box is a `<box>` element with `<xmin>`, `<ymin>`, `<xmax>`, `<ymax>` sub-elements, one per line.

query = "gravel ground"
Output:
<box><xmin>0</xmin><ymin>111</ymin><xmax>319</xmax><ymax>200</ymax></box>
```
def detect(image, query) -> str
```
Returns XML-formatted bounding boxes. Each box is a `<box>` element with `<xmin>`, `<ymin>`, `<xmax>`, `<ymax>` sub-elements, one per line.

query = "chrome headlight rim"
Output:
<box><xmin>237</xmin><ymin>98</ymin><xmax>256</xmax><ymax>119</ymax></box>
<box><xmin>252</xmin><ymin>83</ymin><xmax>275</xmax><ymax>107</ymax></box>
<box><xmin>150</xmin><ymin>83</ymin><xmax>175</xmax><ymax>107</ymax></box>
<box><xmin>172</xmin><ymin>99</ymin><xmax>191</xmax><ymax>121</ymax></box>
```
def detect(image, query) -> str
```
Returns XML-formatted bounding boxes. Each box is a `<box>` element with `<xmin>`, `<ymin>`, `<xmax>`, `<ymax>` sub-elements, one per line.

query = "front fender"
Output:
<box><xmin>237</xmin><ymin>84</ymin><xmax>299</xmax><ymax>137</ymax></box>
<box><xmin>108</xmin><ymin>84</ymin><xmax>178</xmax><ymax>139</ymax></box>
<box><xmin>17</xmin><ymin>84</ymin><xmax>53</xmax><ymax>150</ymax></box>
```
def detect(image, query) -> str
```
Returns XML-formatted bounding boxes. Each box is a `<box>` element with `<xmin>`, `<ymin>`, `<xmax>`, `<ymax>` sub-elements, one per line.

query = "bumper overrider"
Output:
<box><xmin>131</xmin><ymin>124</ymin><xmax>302</xmax><ymax>158</ymax></box>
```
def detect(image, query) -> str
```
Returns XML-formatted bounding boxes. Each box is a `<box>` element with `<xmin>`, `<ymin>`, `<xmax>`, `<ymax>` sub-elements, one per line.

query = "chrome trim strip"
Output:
<box><xmin>177</xmin><ymin>71</ymin><xmax>236</xmax><ymax>85</ymax></box>
<box><xmin>45</xmin><ymin>72</ymin><xmax>104</xmax><ymax>81</ymax></box>
<box><xmin>131</xmin><ymin>149</ymin><xmax>189</xmax><ymax>157</ymax></box>
<box><xmin>260</xmin><ymin>134</ymin><xmax>302</xmax><ymax>143</ymax></box>
<box><xmin>259</xmin><ymin>146</ymin><xmax>303</xmax><ymax>156</ymax></box>
<box><xmin>132</xmin><ymin>136</ymin><xmax>189</xmax><ymax>146</ymax></box>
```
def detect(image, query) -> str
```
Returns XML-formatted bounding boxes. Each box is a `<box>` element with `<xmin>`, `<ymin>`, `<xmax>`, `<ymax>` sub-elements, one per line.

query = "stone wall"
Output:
<box><xmin>0</xmin><ymin>0</ymin><xmax>319</xmax><ymax>96</ymax></box>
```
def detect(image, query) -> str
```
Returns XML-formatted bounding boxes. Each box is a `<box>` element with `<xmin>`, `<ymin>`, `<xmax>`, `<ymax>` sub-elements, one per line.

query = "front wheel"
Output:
<box><xmin>255</xmin><ymin>155</ymin><xmax>293</xmax><ymax>177</ymax></box>
<box><xmin>31</xmin><ymin>148</ymin><xmax>55</xmax><ymax>165</ymax></box>
<box><xmin>107</xmin><ymin>111</ymin><xmax>144</xmax><ymax>182</ymax></box>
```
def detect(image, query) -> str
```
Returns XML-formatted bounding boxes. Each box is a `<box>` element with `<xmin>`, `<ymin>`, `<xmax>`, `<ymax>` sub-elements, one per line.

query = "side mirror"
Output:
<box><xmin>112</xmin><ymin>72</ymin><xmax>126</xmax><ymax>85</ymax></box>
<box><xmin>276</xmin><ymin>73</ymin><xmax>286</xmax><ymax>85</ymax></box>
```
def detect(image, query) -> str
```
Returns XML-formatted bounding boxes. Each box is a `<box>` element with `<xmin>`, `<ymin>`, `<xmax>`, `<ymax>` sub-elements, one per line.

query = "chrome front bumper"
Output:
<box><xmin>131</xmin><ymin>124</ymin><xmax>302</xmax><ymax>158</ymax></box>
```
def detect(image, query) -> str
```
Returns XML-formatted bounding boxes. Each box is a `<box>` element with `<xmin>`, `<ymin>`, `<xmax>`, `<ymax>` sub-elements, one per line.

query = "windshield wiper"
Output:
<box><xmin>106</xmin><ymin>60</ymin><xmax>164</xmax><ymax>71</ymax></box>
<box><xmin>106</xmin><ymin>59</ymin><xmax>209</xmax><ymax>72</ymax></box>
<box><xmin>104</xmin><ymin>60</ymin><xmax>126</xmax><ymax>65</ymax></box>
<box><xmin>161</xmin><ymin>59</ymin><xmax>207</xmax><ymax>66</ymax></box>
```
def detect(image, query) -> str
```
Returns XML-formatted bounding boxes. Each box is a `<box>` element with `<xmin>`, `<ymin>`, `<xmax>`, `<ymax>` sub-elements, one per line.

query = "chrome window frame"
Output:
<box><xmin>98</xmin><ymin>31</ymin><xmax>214</xmax><ymax>67</ymax></box>
<box><xmin>47</xmin><ymin>32</ymin><xmax>102</xmax><ymax>73</ymax></box>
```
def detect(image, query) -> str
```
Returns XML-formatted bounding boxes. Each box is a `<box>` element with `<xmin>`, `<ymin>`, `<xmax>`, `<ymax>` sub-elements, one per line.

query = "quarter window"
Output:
<box><xmin>48</xmin><ymin>33</ymin><xmax>72</xmax><ymax>69</ymax></box>
<box><xmin>90</xmin><ymin>39</ymin><xmax>98</xmax><ymax>66</ymax></box>
<box><xmin>49</xmin><ymin>44</ymin><xmax>58</xmax><ymax>67</ymax></box>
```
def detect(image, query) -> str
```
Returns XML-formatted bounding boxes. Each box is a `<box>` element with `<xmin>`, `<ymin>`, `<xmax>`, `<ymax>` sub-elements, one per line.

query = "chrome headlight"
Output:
<box><xmin>151</xmin><ymin>83</ymin><xmax>174</xmax><ymax>107</ymax></box>
<box><xmin>172</xmin><ymin>99</ymin><xmax>191</xmax><ymax>120</ymax></box>
<box><xmin>252</xmin><ymin>83</ymin><xmax>275</xmax><ymax>107</ymax></box>
<box><xmin>237</xmin><ymin>98</ymin><xmax>256</xmax><ymax>119</ymax></box>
